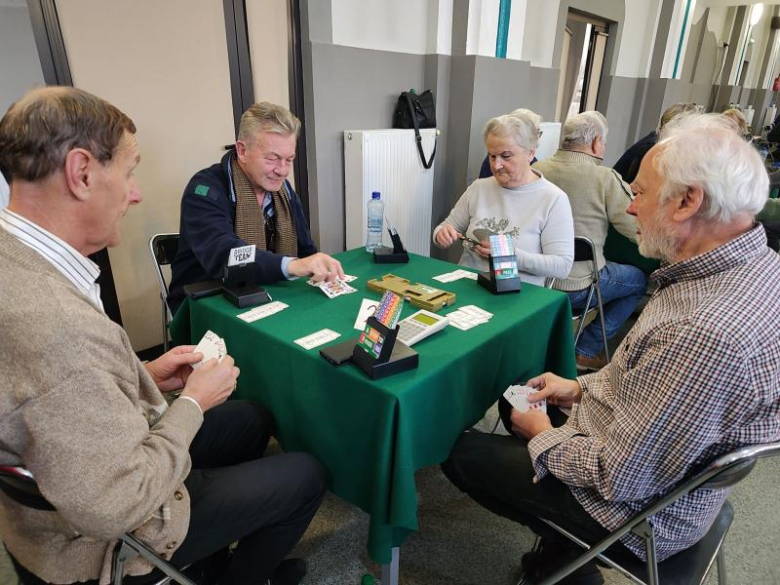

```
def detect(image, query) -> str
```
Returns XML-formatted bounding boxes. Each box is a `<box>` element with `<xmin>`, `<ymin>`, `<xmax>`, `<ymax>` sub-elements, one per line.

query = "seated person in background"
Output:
<box><xmin>442</xmin><ymin>113</ymin><xmax>780</xmax><ymax>585</ymax></box>
<box><xmin>613</xmin><ymin>102</ymin><xmax>697</xmax><ymax>183</ymax></box>
<box><xmin>434</xmin><ymin>109</ymin><xmax>574</xmax><ymax>287</ymax></box>
<box><xmin>721</xmin><ymin>108</ymin><xmax>751</xmax><ymax>140</ymax></box>
<box><xmin>0</xmin><ymin>87</ymin><xmax>325</xmax><ymax>585</ymax></box>
<box><xmin>168</xmin><ymin>101</ymin><xmax>342</xmax><ymax>314</ymax></box>
<box><xmin>478</xmin><ymin>108</ymin><xmax>538</xmax><ymax>178</ymax></box>
<box><xmin>533</xmin><ymin>111</ymin><xmax>646</xmax><ymax>371</ymax></box>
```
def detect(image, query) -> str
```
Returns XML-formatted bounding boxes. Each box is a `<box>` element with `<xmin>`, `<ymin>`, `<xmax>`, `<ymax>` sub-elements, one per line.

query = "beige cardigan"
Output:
<box><xmin>0</xmin><ymin>227</ymin><xmax>203</xmax><ymax>584</ymax></box>
<box><xmin>533</xmin><ymin>150</ymin><xmax>638</xmax><ymax>291</ymax></box>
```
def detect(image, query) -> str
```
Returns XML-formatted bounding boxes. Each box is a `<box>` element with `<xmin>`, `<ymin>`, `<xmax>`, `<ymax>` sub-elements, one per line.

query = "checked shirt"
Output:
<box><xmin>529</xmin><ymin>224</ymin><xmax>780</xmax><ymax>560</ymax></box>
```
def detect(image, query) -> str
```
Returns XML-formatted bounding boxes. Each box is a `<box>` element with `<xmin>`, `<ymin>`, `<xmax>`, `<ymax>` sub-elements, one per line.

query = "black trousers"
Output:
<box><xmin>13</xmin><ymin>400</ymin><xmax>327</xmax><ymax>585</ymax></box>
<box><xmin>441</xmin><ymin>405</ymin><xmax>629</xmax><ymax>554</ymax></box>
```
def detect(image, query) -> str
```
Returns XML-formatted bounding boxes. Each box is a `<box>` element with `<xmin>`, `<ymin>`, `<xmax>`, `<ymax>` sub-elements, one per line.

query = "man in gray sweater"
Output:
<box><xmin>534</xmin><ymin>112</ymin><xmax>647</xmax><ymax>370</ymax></box>
<box><xmin>0</xmin><ymin>87</ymin><xmax>324</xmax><ymax>585</ymax></box>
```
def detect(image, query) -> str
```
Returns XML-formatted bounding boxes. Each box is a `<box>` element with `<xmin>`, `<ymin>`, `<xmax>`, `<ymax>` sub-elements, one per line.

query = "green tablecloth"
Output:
<box><xmin>603</xmin><ymin>225</ymin><xmax>660</xmax><ymax>274</ymax></box>
<box><xmin>170</xmin><ymin>249</ymin><xmax>576</xmax><ymax>563</ymax></box>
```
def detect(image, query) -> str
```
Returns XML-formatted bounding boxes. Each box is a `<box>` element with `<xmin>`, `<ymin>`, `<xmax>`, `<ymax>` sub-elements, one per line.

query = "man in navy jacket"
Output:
<box><xmin>169</xmin><ymin>102</ymin><xmax>342</xmax><ymax>314</ymax></box>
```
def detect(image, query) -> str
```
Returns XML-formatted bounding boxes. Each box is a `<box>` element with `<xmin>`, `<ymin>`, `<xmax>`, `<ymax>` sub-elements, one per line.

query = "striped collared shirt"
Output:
<box><xmin>529</xmin><ymin>224</ymin><xmax>780</xmax><ymax>560</ymax></box>
<box><xmin>0</xmin><ymin>208</ymin><xmax>104</xmax><ymax>311</ymax></box>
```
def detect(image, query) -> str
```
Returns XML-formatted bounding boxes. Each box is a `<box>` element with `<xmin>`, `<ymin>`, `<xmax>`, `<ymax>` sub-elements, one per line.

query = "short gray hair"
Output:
<box><xmin>561</xmin><ymin>111</ymin><xmax>608</xmax><ymax>149</ymax></box>
<box><xmin>654</xmin><ymin>113</ymin><xmax>767</xmax><ymax>222</ymax></box>
<box><xmin>0</xmin><ymin>86</ymin><xmax>136</xmax><ymax>182</ymax></box>
<box><xmin>483</xmin><ymin>108</ymin><xmax>542</xmax><ymax>151</ymax></box>
<box><xmin>238</xmin><ymin>102</ymin><xmax>300</xmax><ymax>142</ymax></box>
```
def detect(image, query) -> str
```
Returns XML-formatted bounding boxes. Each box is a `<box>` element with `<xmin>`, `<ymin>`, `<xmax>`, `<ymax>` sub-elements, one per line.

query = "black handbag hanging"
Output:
<box><xmin>392</xmin><ymin>90</ymin><xmax>437</xmax><ymax>169</ymax></box>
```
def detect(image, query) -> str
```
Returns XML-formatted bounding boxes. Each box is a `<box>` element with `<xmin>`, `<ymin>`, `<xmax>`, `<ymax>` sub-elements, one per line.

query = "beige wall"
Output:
<box><xmin>56</xmin><ymin>0</ymin><xmax>235</xmax><ymax>351</ymax></box>
<box><xmin>246</xmin><ymin>0</ymin><xmax>295</xmax><ymax>187</ymax></box>
<box><xmin>247</xmin><ymin>0</ymin><xmax>291</xmax><ymax>108</ymax></box>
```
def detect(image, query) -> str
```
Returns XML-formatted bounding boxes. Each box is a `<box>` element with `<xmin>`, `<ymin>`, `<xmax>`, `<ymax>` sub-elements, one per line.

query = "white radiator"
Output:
<box><xmin>344</xmin><ymin>129</ymin><xmax>436</xmax><ymax>256</ymax></box>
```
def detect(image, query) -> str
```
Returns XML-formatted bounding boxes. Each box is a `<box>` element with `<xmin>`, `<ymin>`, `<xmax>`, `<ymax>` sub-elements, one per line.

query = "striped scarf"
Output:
<box><xmin>231</xmin><ymin>154</ymin><xmax>298</xmax><ymax>256</ymax></box>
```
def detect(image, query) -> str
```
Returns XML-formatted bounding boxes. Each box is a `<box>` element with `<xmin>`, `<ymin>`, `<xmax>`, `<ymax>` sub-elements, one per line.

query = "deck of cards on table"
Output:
<box><xmin>193</xmin><ymin>330</ymin><xmax>227</xmax><ymax>368</ymax></box>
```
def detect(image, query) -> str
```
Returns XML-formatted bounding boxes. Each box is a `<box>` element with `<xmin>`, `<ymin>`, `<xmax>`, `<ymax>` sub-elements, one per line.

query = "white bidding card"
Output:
<box><xmin>294</xmin><ymin>329</ymin><xmax>341</xmax><ymax>350</ymax></box>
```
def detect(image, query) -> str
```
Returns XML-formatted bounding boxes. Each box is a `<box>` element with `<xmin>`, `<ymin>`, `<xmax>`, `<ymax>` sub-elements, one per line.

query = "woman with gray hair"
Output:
<box><xmin>433</xmin><ymin>109</ymin><xmax>574</xmax><ymax>286</ymax></box>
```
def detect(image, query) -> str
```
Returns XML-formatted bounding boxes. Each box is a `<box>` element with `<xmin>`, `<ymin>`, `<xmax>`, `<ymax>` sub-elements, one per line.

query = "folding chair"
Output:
<box><xmin>0</xmin><ymin>466</ymin><xmax>196</xmax><ymax>585</ymax></box>
<box><xmin>549</xmin><ymin>236</ymin><xmax>610</xmax><ymax>361</ymax></box>
<box><xmin>518</xmin><ymin>440</ymin><xmax>780</xmax><ymax>585</ymax></box>
<box><xmin>148</xmin><ymin>233</ymin><xmax>180</xmax><ymax>352</ymax></box>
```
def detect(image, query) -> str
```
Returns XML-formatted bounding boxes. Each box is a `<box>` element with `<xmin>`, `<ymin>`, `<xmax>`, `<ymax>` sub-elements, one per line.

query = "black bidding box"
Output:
<box><xmin>352</xmin><ymin>316</ymin><xmax>418</xmax><ymax>379</ymax></box>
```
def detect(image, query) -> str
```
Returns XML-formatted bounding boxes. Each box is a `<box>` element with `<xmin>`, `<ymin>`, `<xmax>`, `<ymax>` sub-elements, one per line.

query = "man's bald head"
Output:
<box><xmin>0</xmin><ymin>86</ymin><xmax>136</xmax><ymax>183</ymax></box>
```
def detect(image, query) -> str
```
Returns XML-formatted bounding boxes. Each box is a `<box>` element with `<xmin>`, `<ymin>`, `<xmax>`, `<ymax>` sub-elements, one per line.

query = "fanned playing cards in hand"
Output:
<box><xmin>307</xmin><ymin>275</ymin><xmax>358</xmax><ymax>299</ymax></box>
<box><xmin>193</xmin><ymin>330</ymin><xmax>226</xmax><ymax>369</ymax></box>
<box><xmin>503</xmin><ymin>385</ymin><xmax>547</xmax><ymax>413</ymax></box>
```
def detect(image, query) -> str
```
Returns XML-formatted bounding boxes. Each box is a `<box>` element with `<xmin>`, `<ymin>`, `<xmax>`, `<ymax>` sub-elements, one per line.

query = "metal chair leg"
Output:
<box><xmin>594</xmin><ymin>279</ymin><xmax>610</xmax><ymax>362</ymax></box>
<box><xmin>716</xmin><ymin>545</ymin><xmax>727</xmax><ymax>585</ymax></box>
<box><xmin>161</xmin><ymin>297</ymin><xmax>170</xmax><ymax>352</ymax></box>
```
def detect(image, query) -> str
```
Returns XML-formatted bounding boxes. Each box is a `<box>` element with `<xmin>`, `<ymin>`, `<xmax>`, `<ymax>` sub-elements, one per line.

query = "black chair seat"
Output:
<box><xmin>604</xmin><ymin>502</ymin><xmax>733</xmax><ymax>585</ymax></box>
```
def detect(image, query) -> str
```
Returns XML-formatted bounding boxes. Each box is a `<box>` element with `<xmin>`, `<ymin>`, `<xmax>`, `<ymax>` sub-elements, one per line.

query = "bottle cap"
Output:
<box><xmin>361</xmin><ymin>575</ymin><xmax>375</xmax><ymax>585</ymax></box>
<box><xmin>372</xmin><ymin>191</ymin><xmax>381</xmax><ymax>199</ymax></box>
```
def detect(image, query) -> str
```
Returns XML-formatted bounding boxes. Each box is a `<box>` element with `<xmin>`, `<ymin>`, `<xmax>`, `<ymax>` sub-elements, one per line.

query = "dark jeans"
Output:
<box><xmin>12</xmin><ymin>400</ymin><xmax>327</xmax><ymax>585</ymax></box>
<box><xmin>442</xmin><ymin>407</ymin><xmax>632</xmax><ymax>558</ymax></box>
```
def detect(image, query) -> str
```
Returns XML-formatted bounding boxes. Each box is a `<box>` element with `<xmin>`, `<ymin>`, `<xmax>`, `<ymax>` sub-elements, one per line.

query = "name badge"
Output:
<box><xmin>228</xmin><ymin>244</ymin><xmax>256</xmax><ymax>266</ymax></box>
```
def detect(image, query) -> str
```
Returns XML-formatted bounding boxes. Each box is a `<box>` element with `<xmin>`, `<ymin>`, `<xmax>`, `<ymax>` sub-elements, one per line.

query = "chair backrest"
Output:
<box><xmin>148</xmin><ymin>233</ymin><xmax>179</xmax><ymax>303</ymax></box>
<box><xmin>549</xmin><ymin>236</ymin><xmax>598</xmax><ymax>290</ymax></box>
<box><xmin>601</xmin><ymin>440</ymin><xmax>780</xmax><ymax>544</ymax></box>
<box><xmin>573</xmin><ymin>236</ymin><xmax>596</xmax><ymax>263</ymax></box>
<box><xmin>0</xmin><ymin>466</ymin><xmax>54</xmax><ymax>511</ymax></box>
<box><xmin>536</xmin><ymin>439</ymin><xmax>780</xmax><ymax>585</ymax></box>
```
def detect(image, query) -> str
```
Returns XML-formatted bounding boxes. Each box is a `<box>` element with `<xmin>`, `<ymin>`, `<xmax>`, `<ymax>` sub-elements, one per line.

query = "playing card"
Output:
<box><xmin>193</xmin><ymin>330</ymin><xmax>226</xmax><ymax>369</ymax></box>
<box><xmin>318</xmin><ymin>279</ymin><xmax>357</xmax><ymax>299</ymax></box>
<box><xmin>307</xmin><ymin>274</ymin><xmax>357</xmax><ymax>286</ymax></box>
<box><xmin>503</xmin><ymin>385</ymin><xmax>547</xmax><ymax>414</ymax></box>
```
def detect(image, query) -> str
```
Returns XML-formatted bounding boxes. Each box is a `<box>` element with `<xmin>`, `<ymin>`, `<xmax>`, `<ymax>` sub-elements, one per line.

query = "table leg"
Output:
<box><xmin>381</xmin><ymin>547</ymin><xmax>400</xmax><ymax>585</ymax></box>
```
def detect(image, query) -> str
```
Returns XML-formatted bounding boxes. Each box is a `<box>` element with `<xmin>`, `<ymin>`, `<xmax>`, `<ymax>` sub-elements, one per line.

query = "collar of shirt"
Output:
<box><xmin>650</xmin><ymin>223</ymin><xmax>767</xmax><ymax>289</ymax></box>
<box><xmin>0</xmin><ymin>208</ymin><xmax>102</xmax><ymax>303</ymax></box>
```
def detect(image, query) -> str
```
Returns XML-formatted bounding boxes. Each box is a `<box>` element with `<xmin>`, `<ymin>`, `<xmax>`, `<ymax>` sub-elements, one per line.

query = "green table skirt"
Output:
<box><xmin>171</xmin><ymin>249</ymin><xmax>576</xmax><ymax>563</ymax></box>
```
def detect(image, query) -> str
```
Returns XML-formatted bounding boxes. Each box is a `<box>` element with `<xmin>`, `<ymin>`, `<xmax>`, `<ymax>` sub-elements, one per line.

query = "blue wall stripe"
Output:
<box><xmin>672</xmin><ymin>0</ymin><xmax>693</xmax><ymax>78</ymax></box>
<box><xmin>496</xmin><ymin>0</ymin><xmax>511</xmax><ymax>59</ymax></box>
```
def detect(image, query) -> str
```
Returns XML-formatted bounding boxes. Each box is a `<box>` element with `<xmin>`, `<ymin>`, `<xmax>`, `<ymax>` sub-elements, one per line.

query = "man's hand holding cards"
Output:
<box><xmin>503</xmin><ymin>385</ymin><xmax>547</xmax><ymax>413</ymax></box>
<box><xmin>192</xmin><ymin>330</ymin><xmax>227</xmax><ymax>369</ymax></box>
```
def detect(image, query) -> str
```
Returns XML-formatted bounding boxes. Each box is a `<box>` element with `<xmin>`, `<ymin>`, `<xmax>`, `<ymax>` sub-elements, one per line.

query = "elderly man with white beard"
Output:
<box><xmin>441</xmin><ymin>113</ymin><xmax>780</xmax><ymax>585</ymax></box>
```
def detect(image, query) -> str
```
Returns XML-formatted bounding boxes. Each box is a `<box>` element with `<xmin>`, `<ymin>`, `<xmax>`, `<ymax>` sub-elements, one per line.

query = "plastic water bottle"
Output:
<box><xmin>365</xmin><ymin>191</ymin><xmax>384</xmax><ymax>252</ymax></box>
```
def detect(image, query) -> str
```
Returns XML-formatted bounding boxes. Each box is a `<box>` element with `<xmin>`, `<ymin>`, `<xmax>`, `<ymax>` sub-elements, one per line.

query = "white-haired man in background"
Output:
<box><xmin>533</xmin><ymin>111</ymin><xmax>646</xmax><ymax>370</ymax></box>
<box><xmin>443</xmin><ymin>114</ymin><xmax>780</xmax><ymax>585</ymax></box>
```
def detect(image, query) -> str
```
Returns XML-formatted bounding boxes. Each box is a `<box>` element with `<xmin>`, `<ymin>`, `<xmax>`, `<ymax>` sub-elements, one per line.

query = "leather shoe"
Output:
<box><xmin>520</xmin><ymin>538</ymin><xmax>604</xmax><ymax>584</ymax></box>
<box><xmin>267</xmin><ymin>558</ymin><xmax>307</xmax><ymax>585</ymax></box>
<box><xmin>576</xmin><ymin>352</ymin><xmax>608</xmax><ymax>371</ymax></box>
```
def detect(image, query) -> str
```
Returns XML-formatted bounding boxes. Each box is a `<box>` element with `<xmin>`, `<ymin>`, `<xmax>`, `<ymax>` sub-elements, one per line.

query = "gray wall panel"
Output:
<box><xmin>601</xmin><ymin>75</ymin><xmax>639</xmax><ymax>166</ymax></box>
<box><xmin>434</xmin><ymin>55</ymin><xmax>477</xmax><ymax>262</ymax></box>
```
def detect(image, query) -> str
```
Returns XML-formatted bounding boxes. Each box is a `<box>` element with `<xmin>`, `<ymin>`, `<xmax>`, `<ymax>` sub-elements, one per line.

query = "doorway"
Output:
<box><xmin>557</xmin><ymin>11</ymin><xmax>610</xmax><ymax>123</ymax></box>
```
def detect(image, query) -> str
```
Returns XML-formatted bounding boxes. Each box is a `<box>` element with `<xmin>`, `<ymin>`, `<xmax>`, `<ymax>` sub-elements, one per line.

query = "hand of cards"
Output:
<box><xmin>193</xmin><ymin>330</ymin><xmax>226</xmax><ymax>369</ymax></box>
<box><xmin>503</xmin><ymin>385</ymin><xmax>546</xmax><ymax>413</ymax></box>
<box><xmin>307</xmin><ymin>275</ymin><xmax>358</xmax><ymax>298</ymax></box>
